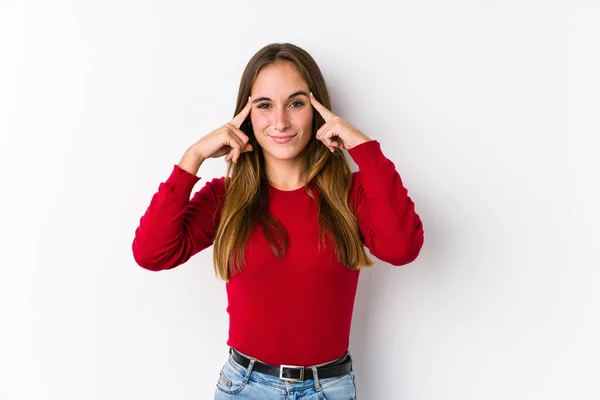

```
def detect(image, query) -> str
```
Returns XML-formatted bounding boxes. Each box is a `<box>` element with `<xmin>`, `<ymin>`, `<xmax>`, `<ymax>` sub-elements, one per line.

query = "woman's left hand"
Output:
<box><xmin>310</xmin><ymin>92</ymin><xmax>371</xmax><ymax>152</ymax></box>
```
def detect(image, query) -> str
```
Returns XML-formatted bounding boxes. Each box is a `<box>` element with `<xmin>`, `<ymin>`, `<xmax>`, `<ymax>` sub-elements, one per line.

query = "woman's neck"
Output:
<box><xmin>264</xmin><ymin>155</ymin><xmax>308</xmax><ymax>191</ymax></box>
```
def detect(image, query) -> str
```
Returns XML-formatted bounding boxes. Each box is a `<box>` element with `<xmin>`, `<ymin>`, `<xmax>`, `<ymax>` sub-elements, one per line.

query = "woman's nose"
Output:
<box><xmin>273</xmin><ymin>108</ymin><xmax>291</xmax><ymax>131</ymax></box>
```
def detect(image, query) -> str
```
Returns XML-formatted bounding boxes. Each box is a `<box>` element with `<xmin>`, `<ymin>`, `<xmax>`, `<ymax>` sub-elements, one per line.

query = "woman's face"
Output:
<box><xmin>249</xmin><ymin>62</ymin><xmax>314</xmax><ymax>162</ymax></box>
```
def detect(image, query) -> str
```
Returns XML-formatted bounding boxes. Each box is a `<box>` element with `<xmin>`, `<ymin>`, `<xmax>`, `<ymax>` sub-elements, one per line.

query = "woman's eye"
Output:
<box><xmin>257</xmin><ymin>101</ymin><xmax>303</xmax><ymax>109</ymax></box>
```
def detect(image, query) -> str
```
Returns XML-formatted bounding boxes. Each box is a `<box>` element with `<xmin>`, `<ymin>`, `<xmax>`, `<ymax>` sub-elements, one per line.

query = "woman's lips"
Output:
<box><xmin>269</xmin><ymin>134</ymin><xmax>297</xmax><ymax>144</ymax></box>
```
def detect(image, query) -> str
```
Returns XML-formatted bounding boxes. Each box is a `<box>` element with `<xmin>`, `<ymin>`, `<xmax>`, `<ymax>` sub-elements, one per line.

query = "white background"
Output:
<box><xmin>1</xmin><ymin>0</ymin><xmax>598</xmax><ymax>399</ymax></box>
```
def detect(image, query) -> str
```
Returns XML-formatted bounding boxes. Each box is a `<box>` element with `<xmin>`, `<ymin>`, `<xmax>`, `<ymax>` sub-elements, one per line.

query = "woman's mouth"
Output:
<box><xmin>269</xmin><ymin>134</ymin><xmax>297</xmax><ymax>144</ymax></box>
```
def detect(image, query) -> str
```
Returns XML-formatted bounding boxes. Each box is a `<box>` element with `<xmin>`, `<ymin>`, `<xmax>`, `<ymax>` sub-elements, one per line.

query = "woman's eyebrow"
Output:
<box><xmin>252</xmin><ymin>90</ymin><xmax>309</xmax><ymax>104</ymax></box>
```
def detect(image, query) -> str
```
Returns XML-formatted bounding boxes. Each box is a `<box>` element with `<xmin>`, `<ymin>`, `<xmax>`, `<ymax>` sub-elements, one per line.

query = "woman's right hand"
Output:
<box><xmin>190</xmin><ymin>96</ymin><xmax>254</xmax><ymax>164</ymax></box>
<box><xmin>178</xmin><ymin>97</ymin><xmax>253</xmax><ymax>175</ymax></box>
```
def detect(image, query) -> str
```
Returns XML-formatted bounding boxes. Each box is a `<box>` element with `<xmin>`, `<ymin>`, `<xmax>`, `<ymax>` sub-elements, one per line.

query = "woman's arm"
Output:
<box><xmin>131</xmin><ymin>164</ymin><xmax>225</xmax><ymax>271</ymax></box>
<box><xmin>349</xmin><ymin>140</ymin><xmax>424</xmax><ymax>266</ymax></box>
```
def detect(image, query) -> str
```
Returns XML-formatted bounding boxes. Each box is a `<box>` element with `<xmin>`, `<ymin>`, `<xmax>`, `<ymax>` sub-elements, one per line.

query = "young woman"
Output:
<box><xmin>132</xmin><ymin>43</ymin><xmax>424</xmax><ymax>399</ymax></box>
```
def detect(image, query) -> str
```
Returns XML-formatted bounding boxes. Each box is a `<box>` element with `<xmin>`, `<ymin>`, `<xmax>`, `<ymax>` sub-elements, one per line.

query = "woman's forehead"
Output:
<box><xmin>252</xmin><ymin>63</ymin><xmax>308</xmax><ymax>97</ymax></box>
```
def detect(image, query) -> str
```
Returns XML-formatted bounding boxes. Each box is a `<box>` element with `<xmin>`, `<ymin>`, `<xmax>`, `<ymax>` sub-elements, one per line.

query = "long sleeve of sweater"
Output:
<box><xmin>348</xmin><ymin>140</ymin><xmax>424</xmax><ymax>266</ymax></box>
<box><xmin>131</xmin><ymin>165</ymin><xmax>225</xmax><ymax>271</ymax></box>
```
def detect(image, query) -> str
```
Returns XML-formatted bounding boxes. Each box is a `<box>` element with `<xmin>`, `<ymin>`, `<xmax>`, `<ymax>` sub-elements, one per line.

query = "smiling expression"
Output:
<box><xmin>249</xmin><ymin>62</ymin><xmax>314</xmax><ymax>163</ymax></box>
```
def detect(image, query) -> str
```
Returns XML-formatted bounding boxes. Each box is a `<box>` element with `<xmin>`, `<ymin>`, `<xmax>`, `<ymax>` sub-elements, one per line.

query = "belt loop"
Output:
<box><xmin>244</xmin><ymin>358</ymin><xmax>256</xmax><ymax>382</ymax></box>
<box><xmin>310</xmin><ymin>366</ymin><xmax>322</xmax><ymax>392</ymax></box>
<box><xmin>231</xmin><ymin>347</ymin><xmax>256</xmax><ymax>383</ymax></box>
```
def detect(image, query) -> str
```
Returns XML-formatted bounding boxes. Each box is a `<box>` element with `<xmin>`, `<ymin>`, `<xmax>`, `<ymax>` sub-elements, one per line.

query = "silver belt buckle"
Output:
<box><xmin>279</xmin><ymin>364</ymin><xmax>305</xmax><ymax>382</ymax></box>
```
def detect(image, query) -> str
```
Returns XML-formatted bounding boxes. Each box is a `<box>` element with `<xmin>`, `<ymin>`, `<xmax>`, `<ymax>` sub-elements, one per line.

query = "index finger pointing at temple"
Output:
<box><xmin>231</xmin><ymin>96</ymin><xmax>253</xmax><ymax>129</ymax></box>
<box><xmin>309</xmin><ymin>92</ymin><xmax>335</xmax><ymax>123</ymax></box>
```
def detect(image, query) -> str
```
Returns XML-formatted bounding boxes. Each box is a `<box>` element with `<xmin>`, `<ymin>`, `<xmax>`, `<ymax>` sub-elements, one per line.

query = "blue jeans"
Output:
<box><xmin>214</xmin><ymin>349</ymin><xmax>358</xmax><ymax>399</ymax></box>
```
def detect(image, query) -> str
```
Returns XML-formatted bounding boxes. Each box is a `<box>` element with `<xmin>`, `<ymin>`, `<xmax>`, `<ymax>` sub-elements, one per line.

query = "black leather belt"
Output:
<box><xmin>229</xmin><ymin>347</ymin><xmax>353</xmax><ymax>383</ymax></box>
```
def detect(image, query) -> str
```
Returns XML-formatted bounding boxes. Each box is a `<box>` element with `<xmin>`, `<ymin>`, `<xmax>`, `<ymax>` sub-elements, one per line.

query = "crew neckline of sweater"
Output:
<box><xmin>268</xmin><ymin>183</ymin><xmax>307</xmax><ymax>194</ymax></box>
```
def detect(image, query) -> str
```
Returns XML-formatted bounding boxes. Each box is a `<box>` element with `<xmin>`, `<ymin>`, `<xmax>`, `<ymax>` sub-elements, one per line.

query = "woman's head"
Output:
<box><xmin>249</xmin><ymin>62</ymin><xmax>313</xmax><ymax>162</ymax></box>
<box><xmin>213</xmin><ymin>43</ymin><xmax>373</xmax><ymax>282</ymax></box>
<box><xmin>234</xmin><ymin>43</ymin><xmax>331</xmax><ymax>164</ymax></box>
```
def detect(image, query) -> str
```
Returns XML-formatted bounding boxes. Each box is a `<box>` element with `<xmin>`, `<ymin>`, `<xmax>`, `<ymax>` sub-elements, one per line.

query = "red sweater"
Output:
<box><xmin>132</xmin><ymin>140</ymin><xmax>424</xmax><ymax>366</ymax></box>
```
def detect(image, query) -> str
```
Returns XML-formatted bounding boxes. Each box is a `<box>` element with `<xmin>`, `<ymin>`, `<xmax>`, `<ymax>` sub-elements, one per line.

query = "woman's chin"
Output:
<box><xmin>263</xmin><ymin>146</ymin><xmax>304</xmax><ymax>161</ymax></box>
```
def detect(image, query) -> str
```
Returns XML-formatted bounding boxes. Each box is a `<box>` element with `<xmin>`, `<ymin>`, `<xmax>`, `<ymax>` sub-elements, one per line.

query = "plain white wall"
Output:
<box><xmin>1</xmin><ymin>0</ymin><xmax>598</xmax><ymax>399</ymax></box>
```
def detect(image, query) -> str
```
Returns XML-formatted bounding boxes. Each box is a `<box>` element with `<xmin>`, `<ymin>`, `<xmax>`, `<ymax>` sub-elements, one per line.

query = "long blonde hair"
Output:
<box><xmin>213</xmin><ymin>43</ymin><xmax>373</xmax><ymax>282</ymax></box>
